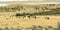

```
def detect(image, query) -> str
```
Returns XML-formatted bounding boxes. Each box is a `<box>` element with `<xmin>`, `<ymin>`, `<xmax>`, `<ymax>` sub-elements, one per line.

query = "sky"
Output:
<box><xmin>0</xmin><ymin>0</ymin><xmax>60</xmax><ymax>2</ymax></box>
<box><xmin>0</xmin><ymin>0</ymin><xmax>29</xmax><ymax>1</ymax></box>
<box><xmin>0</xmin><ymin>0</ymin><xmax>43</xmax><ymax>2</ymax></box>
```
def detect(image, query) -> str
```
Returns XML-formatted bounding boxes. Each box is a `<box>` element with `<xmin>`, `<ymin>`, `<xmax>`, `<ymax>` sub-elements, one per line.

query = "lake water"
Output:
<box><xmin>0</xmin><ymin>3</ymin><xmax>9</xmax><ymax>6</ymax></box>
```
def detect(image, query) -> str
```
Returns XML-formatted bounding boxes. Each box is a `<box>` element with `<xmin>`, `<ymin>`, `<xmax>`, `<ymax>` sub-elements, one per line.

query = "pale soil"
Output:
<box><xmin>0</xmin><ymin>13</ymin><xmax>59</xmax><ymax>28</ymax></box>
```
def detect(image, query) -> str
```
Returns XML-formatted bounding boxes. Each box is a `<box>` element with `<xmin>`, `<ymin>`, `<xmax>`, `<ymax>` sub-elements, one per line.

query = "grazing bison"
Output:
<box><xmin>45</xmin><ymin>17</ymin><xmax>50</xmax><ymax>20</ymax></box>
<box><xmin>15</xmin><ymin>13</ymin><xmax>26</xmax><ymax>18</ymax></box>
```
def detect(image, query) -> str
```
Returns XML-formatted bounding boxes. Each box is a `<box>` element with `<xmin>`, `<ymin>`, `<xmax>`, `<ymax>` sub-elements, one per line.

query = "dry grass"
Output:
<box><xmin>0</xmin><ymin>2</ymin><xmax>60</xmax><ymax>28</ymax></box>
<box><xmin>0</xmin><ymin>15</ymin><xmax>59</xmax><ymax>28</ymax></box>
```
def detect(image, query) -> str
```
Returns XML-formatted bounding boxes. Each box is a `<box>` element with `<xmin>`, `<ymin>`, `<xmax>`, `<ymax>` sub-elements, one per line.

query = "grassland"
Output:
<box><xmin>0</xmin><ymin>3</ymin><xmax>60</xmax><ymax>30</ymax></box>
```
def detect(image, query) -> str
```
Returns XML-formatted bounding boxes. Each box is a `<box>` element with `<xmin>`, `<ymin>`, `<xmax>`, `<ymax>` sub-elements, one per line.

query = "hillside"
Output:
<box><xmin>0</xmin><ymin>2</ymin><xmax>60</xmax><ymax>30</ymax></box>
<box><xmin>0</xmin><ymin>4</ymin><xmax>60</xmax><ymax>16</ymax></box>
